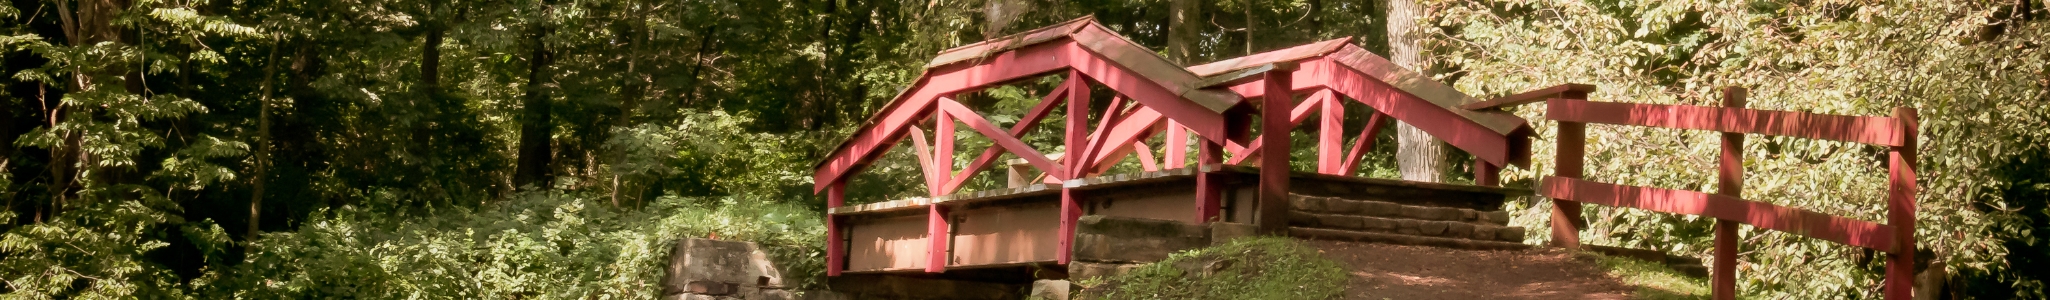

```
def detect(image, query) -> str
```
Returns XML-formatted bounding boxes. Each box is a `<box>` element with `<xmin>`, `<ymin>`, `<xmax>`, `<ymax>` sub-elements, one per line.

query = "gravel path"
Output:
<box><xmin>1307</xmin><ymin>240</ymin><xmax>1636</xmax><ymax>300</ymax></box>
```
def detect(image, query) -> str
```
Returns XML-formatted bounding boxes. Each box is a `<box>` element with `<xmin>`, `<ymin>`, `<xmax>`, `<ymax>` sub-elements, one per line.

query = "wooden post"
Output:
<box><xmin>1713</xmin><ymin>87</ymin><xmax>1747</xmax><ymax>300</ymax></box>
<box><xmin>1551</xmin><ymin>122</ymin><xmax>1586</xmax><ymax>249</ymax></box>
<box><xmin>826</xmin><ymin>181</ymin><xmax>845</xmax><ymax>276</ymax></box>
<box><xmin>1167</xmin><ymin>121</ymin><xmax>1188</xmax><ymax>169</ymax></box>
<box><xmin>926</xmin><ymin>204</ymin><xmax>950</xmax><ymax>273</ymax></box>
<box><xmin>1197</xmin><ymin>136</ymin><xmax>1225</xmax><ymax>222</ymax></box>
<box><xmin>1059</xmin><ymin>70</ymin><xmax>1090</xmax><ymax>265</ymax></box>
<box><xmin>1473</xmin><ymin>160</ymin><xmax>1499</xmax><ymax>187</ymax></box>
<box><xmin>936</xmin><ymin>110</ymin><xmax>954</xmax><ymax>194</ymax></box>
<box><xmin>1257</xmin><ymin>65</ymin><xmax>1296</xmax><ymax>234</ymax></box>
<box><xmin>1317</xmin><ymin>90</ymin><xmax>1345</xmax><ymax>174</ymax></box>
<box><xmin>1885</xmin><ymin>107</ymin><xmax>1919</xmax><ymax>300</ymax></box>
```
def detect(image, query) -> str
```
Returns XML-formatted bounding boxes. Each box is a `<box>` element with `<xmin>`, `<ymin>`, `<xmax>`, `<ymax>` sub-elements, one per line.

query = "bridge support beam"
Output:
<box><xmin>1257</xmin><ymin>65</ymin><xmax>1297</xmax><ymax>234</ymax></box>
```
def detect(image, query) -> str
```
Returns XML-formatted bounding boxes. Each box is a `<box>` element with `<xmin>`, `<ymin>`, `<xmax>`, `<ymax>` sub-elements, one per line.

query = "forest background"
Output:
<box><xmin>0</xmin><ymin>0</ymin><xmax>2045</xmax><ymax>298</ymax></box>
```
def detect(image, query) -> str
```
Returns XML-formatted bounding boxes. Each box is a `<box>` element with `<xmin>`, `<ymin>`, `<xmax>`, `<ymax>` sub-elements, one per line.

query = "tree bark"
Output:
<box><xmin>1167</xmin><ymin>0</ymin><xmax>1201</xmax><ymax>64</ymax></box>
<box><xmin>249</xmin><ymin>40</ymin><xmax>281</xmax><ymax>241</ymax></box>
<box><xmin>45</xmin><ymin>0</ymin><xmax>132</xmax><ymax>217</ymax></box>
<box><xmin>1387</xmin><ymin>0</ymin><xmax>1451</xmax><ymax>183</ymax></box>
<box><xmin>514</xmin><ymin>13</ymin><xmax>556</xmax><ymax>189</ymax></box>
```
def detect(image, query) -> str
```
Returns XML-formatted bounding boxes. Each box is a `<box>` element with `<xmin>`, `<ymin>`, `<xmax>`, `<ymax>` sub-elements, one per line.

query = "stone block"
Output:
<box><xmin>1472</xmin><ymin>226</ymin><xmax>1499</xmax><ymax>240</ymax></box>
<box><xmin>1422</xmin><ymin>207</ymin><xmax>1463</xmax><ymax>220</ymax></box>
<box><xmin>1418</xmin><ymin>221</ymin><xmax>1448</xmax><ymax>236</ymax></box>
<box><xmin>1480</xmin><ymin>211</ymin><xmax>1511</xmax><ymax>225</ymax></box>
<box><xmin>1496</xmin><ymin>227</ymin><xmax>1526</xmax><ymax>242</ymax></box>
<box><xmin>1462</xmin><ymin>210</ymin><xmax>1479</xmax><ymax>221</ymax></box>
<box><xmin>792</xmin><ymin>290</ymin><xmax>852</xmax><ymax>300</ymax></box>
<box><xmin>1400</xmin><ymin>206</ymin><xmax>1433</xmax><ymax>219</ymax></box>
<box><xmin>1443</xmin><ymin>222</ymin><xmax>1474</xmax><ymax>238</ymax></box>
<box><xmin>1289</xmin><ymin>212</ymin><xmax>1317</xmax><ymax>226</ymax></box>
<box><xmin>1359</xmin><ymin>201</ymin><xmax>1401</xmax><ymax>217</ymax></box>
<box><xmin>664</xmin><ymin>238</ymin><xmax>784</xmax><ymax>297</ymax></box>
<box><xmin>1069</xmin><ymin>261</ymin><xmax>1144</xmax><ymax>281</ymax></box>
<box><xmin>828</xmin><ymin>274</ymin><xmax>1023</xmax><ymax>300</ymax></box>
<box><xmin>688</xmin><ymin>281</ymin><xmax>738</xmax><ymax>295</ymax></box>
<box><xmin>1291</xmin><ymin>196</ymin><xmax>1328</xmax><ymax>212</ymax></box>
<box><xmin>1360</xmin><ymin>217</ymin><xmax>1397</xmax><ymax>231</ymax></box>
<box><xmin>1030</xmin><ymin>280</ymin><xmax>1071</xmax><ymax>300</ymax></box>
<box><xmin>1317</xmin><ymin>214</ymin><xmax>1363</xmax><ymax>230</ymax></box>
<box><xmin>1209</xmin><ymin>222</ymin><xmax>1259</xmax><ymax>244</ymax></box>
<box><xmin>1324</xmin><ymin>199</ymin><xmax>1362</xmax><ymax>214</ymax></box>
<box><xmin>1073</xmin><ymin>216</ymin><xmax>1209</xmax><ymax>263</ymax></box>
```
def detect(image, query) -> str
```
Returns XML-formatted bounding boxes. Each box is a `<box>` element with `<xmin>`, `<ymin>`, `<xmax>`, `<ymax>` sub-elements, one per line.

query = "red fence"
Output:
<box><xmin>1539</xmin><ymin>87</ymin><xmax>1918</xmax><ymax>300</ymax></box>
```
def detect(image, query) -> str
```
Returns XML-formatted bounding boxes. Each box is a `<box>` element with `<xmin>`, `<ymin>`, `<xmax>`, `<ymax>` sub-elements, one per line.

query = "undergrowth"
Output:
<box><xmin>1075</xmin><ymin>237</ymin><xmax>1346</xmax><ymax>300</ymax></box>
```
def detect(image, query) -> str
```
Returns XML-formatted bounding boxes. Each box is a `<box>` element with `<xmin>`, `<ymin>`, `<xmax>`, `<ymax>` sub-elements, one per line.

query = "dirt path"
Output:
<box><xmin>1307</xmin><ymin>240</ymin><xmax>1636</xmax><ymax>300</ymax></box>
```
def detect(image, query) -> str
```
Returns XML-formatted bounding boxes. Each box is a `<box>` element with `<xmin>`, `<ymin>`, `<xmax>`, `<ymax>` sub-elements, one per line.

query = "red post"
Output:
<box><xmin>926</xmin><ymin>204</ymin><xmax>950</xmax><ymax>273</ymax></box>
<box><xmin>1473</xmin><ymin>160</ymin><xmax>1499</xmax><ymax>187</ymax></box>
<box><xmin>1059</xmin><ymin>70</ymin><xmax>1090</xmax><ymax>265</ymax></box>
<box><xmin>1196</xmin><ymin>136</ymin><xmax>1224</xmax><ymax>222</ymax></box>
<box><xmin>1316</xmin><ymin>90</ymin><xmax>1344</xmax><ymax>174</ymax></box>
<box><xmin>826</xmin><ymin>181</ymin><xmax>845</xmax><ymax>276</ymax></box>
<box><xmin>1884</xmin><ymin>107</ymin><xmax>1919</xmax><ymax>300</ymax></box>
<box><xmin>1257</xmin><ymin>65</ymin><xmax>1296</xmax><ymax>234</ymax></box>
<box><xmin>1167</xmin><ymin>121</ymin><xmax>1188</xmax><ymax>169</ymax></box>
<box><xmin>936</xmin><ymin>110</ymin><xmax>955</xmax><ymax>194</ymax></box>
<box><xmin>1713</xmin><ymin>87</ymin><xmax>1747</xmax><ymax>300</ymax></box>
<box><xmin>1552</xmin><ymin>120</ymin><xmax>1586</xmax><ymax>249</ymax></box>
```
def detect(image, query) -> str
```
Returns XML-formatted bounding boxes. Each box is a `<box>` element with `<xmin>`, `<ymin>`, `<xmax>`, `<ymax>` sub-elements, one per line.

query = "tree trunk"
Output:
<box><xmin>1387</xmin><ymin>0</ymin><xmax>1450</xmax><ymax>183</ymax></box>
<box><xmin>248</xmin><ymin>41</ymin><xmax>281</xmax><ymax>240</ymax></box>
<box><xmin>421</xmin><ymin>26</ymin><xmax>443</xmax><ymax>91</ymax></box>
<box><xmin>514</xmin><ymin>15</ymin><xmax>556</xmax><ymax>189</ymax></box>
<box><xmin>1167</xmin><ymin>0</ymin><xmax>1201</xmax><ymax>64</ymax></box>
<box><xmin>46</xmin><ymin>0</ymin><xmax>131</xmax><ymax>217</ymax></box>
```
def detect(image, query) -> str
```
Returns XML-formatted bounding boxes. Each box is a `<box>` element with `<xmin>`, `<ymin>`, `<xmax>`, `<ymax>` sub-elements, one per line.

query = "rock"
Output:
<box><xmin>1030</xmin><ymin>280</ymin><xmax>1071</xmax><ymax>300</ymax></box>
<box><xmin>1359</xmin><ymin>201</ymin><xmax>1401</xmax><ymax>217</ymax></box>
<box><xmin>664</xmin><ymin>238</ymin><xmax>785</xmax><ymax>297</ymax></box>
<box><xmin>1418</xmin><ymin>222</ymin><xmax>1449</xmax><ymax>236</ymax></box>
<box><xmin>1291</xmin><ymin>195</ymin><xmax>1328</xmax><ymax>212</ymax></box>
<box><xmin>1324</xmin><ymin>199</ymin><xmax>1362</xmax><ymax>214</ymax></box>
<box><xmin>1480</xmin><ymin>211</ymin><xmax>1511</xmax><ymax>225</ymax></box>
<box><xmin>1472</xmin><ymin>226</ymin><xmax>1500</xmax><ymax>240</ymax></box>
<box><xmin>1496</xmin><ymin>227</ymin><xmax>1526</xmax><ymax>242</ymax></box>
<box><xmin>1317</xmin><ymin>214</ymin><xmax>1364</xmax><ymax>230</ymax></box>
<box><xmin>1443</xmin><ymin>222</ymin><xmax>1474</xmax><ymax>238</ymax></box>
<box><xmin>1069</xmin><ymin>261</ymin><xmax>1144</xmax><ymax>281</ymax></box>
<box><xmin>1073</xmin><ymin>216</ymin><xmax>1209</xmax><ymax>263</ymax></box>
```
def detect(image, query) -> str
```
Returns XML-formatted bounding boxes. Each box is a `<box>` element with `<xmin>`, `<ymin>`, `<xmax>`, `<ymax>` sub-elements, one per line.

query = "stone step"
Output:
<box><xmin>1289</xmin><ymin>211</ymin><xmax>1527</xmax><ymax>243</ymax></box>
<box><xmin>1289</xmin><ymin>228</ymin><xmax>1531</xmax><ymax>251</ymax></box>
<box><xmin>1290</xmin><ymin>194</ymin><xmax>1510</xmax><ymax>226</ymax></box>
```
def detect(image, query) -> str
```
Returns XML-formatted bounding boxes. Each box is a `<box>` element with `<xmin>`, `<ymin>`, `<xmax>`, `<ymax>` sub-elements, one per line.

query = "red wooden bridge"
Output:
<box><xmin>811</xmin><ymin>17</ymin><xmax>1920</xmax><ymax>299</ymax></box>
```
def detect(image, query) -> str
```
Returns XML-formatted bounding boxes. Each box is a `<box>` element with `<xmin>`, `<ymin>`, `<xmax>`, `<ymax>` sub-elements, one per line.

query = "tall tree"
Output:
<box><xmin>1167</xmin><ymin>0</ymin><xmax>1201</xmax><ymax>64</ymax></box>
<box><xmin>1387</xmin><ymin>0</ymin><xmax>1450</xmax><ymax>183</ymax></box>
<box><xmin>514</xmin><ymin>0</ymin><xmax>557</xmax><ymax>189</ymax></box>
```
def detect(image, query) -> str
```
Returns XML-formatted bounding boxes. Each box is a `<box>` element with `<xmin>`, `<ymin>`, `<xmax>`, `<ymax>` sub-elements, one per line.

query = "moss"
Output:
<box><xmin>1588</xmin><ymin>253</ymin><xmax>1710</xmax><ymax>300</ymax></box>
<box><xmin>1075</xmin><ymin>237</ymin><xmax>1346</xmax><ymax>300</ymax></box>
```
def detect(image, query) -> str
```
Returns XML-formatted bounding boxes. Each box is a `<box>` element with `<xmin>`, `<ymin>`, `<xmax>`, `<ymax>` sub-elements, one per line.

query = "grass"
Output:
<box><xmin>1074</xmin><ymin>237</ymin><xmax>1347</xmax><ymax>300</ymax></box>
<box><xmin>1587</xmin><ymin>253</ymin><xmax>1711</xmax><ymax>299</ymax></box>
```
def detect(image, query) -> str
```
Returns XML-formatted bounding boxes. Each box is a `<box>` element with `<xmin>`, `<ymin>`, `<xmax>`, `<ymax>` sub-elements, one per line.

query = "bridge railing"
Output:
<box><xmin>1538</xmin><ymin>87</ymin><xmax>1918</xmax><ymax>300</ymax></box>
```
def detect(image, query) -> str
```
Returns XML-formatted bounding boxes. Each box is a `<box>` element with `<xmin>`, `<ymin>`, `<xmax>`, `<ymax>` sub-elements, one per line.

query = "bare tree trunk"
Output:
<box><xmin>1168</xmin><ymin>0</ymin><xmax>1201</xmax><ymax>64</ymax></box>
<box><xmin>249</xmin><ymin>41</ymin><xmax>280</xmax><ymax>241</ymax></box>
<box><xmin>514</xmin><ymin>10</ymin><xmax>556</xmax><ymax>190</ymax></box>
<box><xmin>1387</xmin><ymin>0</ymin><xmax>1450</xmax><ymax>183</ymax></box>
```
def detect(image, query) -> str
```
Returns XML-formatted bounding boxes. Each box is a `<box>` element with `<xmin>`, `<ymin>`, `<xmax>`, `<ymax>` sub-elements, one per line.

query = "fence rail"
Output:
<box><xmin>1539</xmin><ymin>86</ymin><xmax>1918</xmax><ymax>300</ymax></box>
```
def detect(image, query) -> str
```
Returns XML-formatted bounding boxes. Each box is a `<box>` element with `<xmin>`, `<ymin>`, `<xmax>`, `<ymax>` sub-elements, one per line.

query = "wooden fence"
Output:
<box><xmin>1538</xmin><ymin>87</ymin><xmax>1919</xmax><ymax>300</ymax></box>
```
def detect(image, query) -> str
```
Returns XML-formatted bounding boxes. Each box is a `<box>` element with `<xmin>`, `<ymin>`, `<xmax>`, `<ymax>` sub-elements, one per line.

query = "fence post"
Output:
<box><xmin>1258</xmin><ymin>64</ymin><xmax>1298</xmax><ymax>234</ymax></box>
<box><xmin>1713</xmin><ymin>87</ymin><xmax>1747</xmax><ymax>300</ymax></box>
<box><xmin>926</xmin><ymin>203</ymin><xmax>950</xmax><ymax>273</ymax></box>
<box><xmin>1885</xmin><ymin>107</ymin><xmax>1919</xmax><ymax>300</ymax></box>
<box><xmin>826</xmin><ymin>180</ymin><xmax>845</xmax><ymax>276</ymax></box>
<box><xmin>1551</xmin><ymin>95</ymin><xmax>1588</xmax><ymax>249</ymax></box>
<box><xmin>1058</xmin><ymin>70</ymin><xmax>1090</xmax><ymax>265</ymax></box>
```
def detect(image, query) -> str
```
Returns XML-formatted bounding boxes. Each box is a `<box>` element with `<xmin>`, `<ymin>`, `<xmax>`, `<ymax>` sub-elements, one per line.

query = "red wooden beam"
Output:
<box><xmin>1257</xmin><ymin>65</ymin><xmax>1295</xmax><ymax>234</ymax></box>
<box><xmin>1078</xmin><ymin>96</ymin><xmax>1132</xmax><ymax>169</ymax></box>
<box><xmin>1315</xmin><ymin>89</ymin><xmax>1346</xmax><ymax>175</ymax></box>
<box><xmin>937</xmin><ymin>98</ymin><xmax>1067</xmax><ymax>180</ymax></box>
<box><xmin>1713</xmin><ymin>87</ymin><xmax>1746</xmax><ymax>300</ymax></box>
<box><xmin>814</xmin><ymin>41</ymin><xmax>1078</xmax><ymax>193</ymax></box>
<box><xmin>1473</xmin><ymin>160</ymin><xmax>1499</xmax><ymax>187</ymax></box>
<box><xmin>1059</xmin><ymin>70</ymin><xmax>1089</xmax><ymax>265</ymax></box>
<box><xmin>927</xmin><ymin>204</ymin><xmax>950</xmax><ymax>273</ymax></box>
<box><xmin>1133</xmin><ymin>141</ymin><xmax>1160</xmax><ymax>171</ymax></box>
<box><xmin>1884</xmin><ymin>107</ymin><xmax>1919</xmax><ymax>300</ymax></box>
<box><xmin>1545</xmin><ymin>99</ymin><xmax>1906</xmax><ymax>147</ymax></box>
<box><xmin>939</xmin><ymin>82</ymin><xmax>1072</xmax><ymax>194</ymax></box>
<box><xmin>826</xmin><ymin>181</ymin><xmax>846</xmax><ymax>276</ymax></box>
<box><xmin>1538</xmin><ymin>177</ymin><xmax>1899</xmax><ymax>251</ymax></box>
<box><xmin>1085</xmin><ymin>108</ymin><xmax>1166</xmax><ymax>173</ymax></box>
<box><xmin>1224</xmin><ymin>94</ymin><xmax>1324</xmax><ymax>165</ymax></box>
<box><xmin>908</xmin><ymin>124</ymin><xmax>939</xmax><ymax>194</ymax></box>
<box><xmin>1165</xmin><ymin>121</ymin><xmax>1188</xmax><ymax>169</ymax></box>
<box><xmin>1196</xmin><ymin>137</ymin><xmax>1225</xmax><ymax>222</ymax></box>
<box><xmin>1553</xmin><ymin>119</ymin><xmax>1587</xmax><ymax>249</ymax></box>
<box><xmin>936</xmin><ymin>106</ymin><xmax>956</xmax><ymax>195</ymax></box>
<box><xmin>1242</xmin><ymin>59</ymin><xmax>1521</xmax><ymax>167</ymax></box>
<box><xmin>1338</xmin><ymin>112</ymin><xmax>1387</xmax><ymax>174</ymax></box>
<box><xmin>1059</xmin><ymin>32</ymin><xmax>1230</xmax><ymax>143</ymax></box>
<box><xmin>1460</xmin><ymin>83</ymin><xmax>1596</xmax><ymax>110</ymax></box>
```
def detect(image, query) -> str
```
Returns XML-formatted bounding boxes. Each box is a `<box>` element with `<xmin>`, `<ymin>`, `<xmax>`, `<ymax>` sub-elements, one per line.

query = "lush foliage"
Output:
<box><xmin>1076</xmin><ymin>237</ymin><xmax>1347</xmax><ymax>300</ymax></box>
<box><xmin>1425</xmin><ymin>0</ymin><xmax>2050</xmax><ymax>298</ymax></box>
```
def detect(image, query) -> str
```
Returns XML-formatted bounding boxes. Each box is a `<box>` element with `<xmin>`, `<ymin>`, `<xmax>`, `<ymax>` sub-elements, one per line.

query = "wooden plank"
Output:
<box><xmin>1553</xmin><ymin>121</ymin><xmax>1587</xmax><ymax>249</ymax></box>
<box><xmin>1545</xmin><ymin>98</ymin><xmax>1906</xmax><ymax>146</ymax></box>
<box><xmin>1165</xmin><ymin>121</ymin><xmax>1187</xmax><ymax>169</ymax></box>
<box><xmin>1713</xmin><ymin>87</ymin><xmax>1745</xmax><ymax>300</ymax></box>
<box><xmin>1186</xmin><ymin>37</ymin><xmax>1352</xmax><ymax>76</ymax></box>
<box><xmin>1315</xmin><ymin>90</ymin><xmax>1345</xmax><ymax>175</ymax></box>
<box><xmin>1079</xmin><ymin>96</ymin><xmax>1132</xmax><ymax>169</ymax></box>
<box><xmin>826</xmin><ymin>182</ymin><xmax>846</xmax><ymax>276</ymax></box>
<box><xmin>1538</xmin><ymin>177</ymin><xmax>1898</xmax><ymax>251</ymax></box>
<box><xmin>908</xmin><ymin>124</ymin><xmax>938</xmax><ymax>195</ymax></box>
<box><xmin>1459</xmin><ymin>83</ymin><xmax>1596</xmax><ymax>110</ymax></box>
<box><xmin>1133</xmin><ymin>141</ymin><xmax>1160</xmax><ymax>171</ymax></box>
<box><xmin>926</xmin><ymin>204</ymin><xmax>950</xmax><ymax>273</ymax></box>
<box><xmin>1257</xmin><ymin>67</ymin><xmax>1295</xmax><ymax>234</ymax></box>
<box><xmin>1223</xmin><ymin>94</ymin><xmax>1324</xmax><ymax>165</ymax></box>
<box><xmin>941</xmin><ymin>81</ymin><xmax>1071</xmax><ymax>194</ymax></box>
<box><xmin>1884</xmin><ymin>107</ymin><xmax>1919</xmax><ymax>300</ymax></box>
<box><xmin>1085</xmin><ymin>108</ymin><xmax>1165</xmax><ymax>173</ymax></box>
<box><xmin>1338</xmin><ymin>112</ymin><xmax>1387</xmax><ymax>174</ymax></box>
<box><xmin>936</xmin><ymin>107</ymin><xmax>955</xmax><ymax>196</ymax></box>
<box><xmin>1060</xmin><ymin>36</ymin><xmax>1234</xmax><ymax>142</ymax></box>
<box><xmin>938</xmin><ymin>98</ymin><xmax>1067</xmax><ymax>180</ymax></box>
<box><xmin>1240</xmin><ymin>58</ymin><xmax>1523</xmax><ymax>167</ymax></box>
